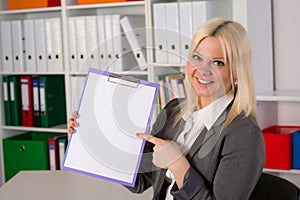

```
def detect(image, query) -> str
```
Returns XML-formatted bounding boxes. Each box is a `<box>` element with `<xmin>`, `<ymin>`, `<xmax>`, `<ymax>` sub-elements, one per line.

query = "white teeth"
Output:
<box><xmin>198</xmin><ymin>79</ymin><xmax>213</xmax><ymax>84</ymax></box>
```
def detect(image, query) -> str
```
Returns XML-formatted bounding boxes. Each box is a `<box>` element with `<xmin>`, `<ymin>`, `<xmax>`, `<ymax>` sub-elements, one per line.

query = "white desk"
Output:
<box><xmin>0</xmin><ymin>170</ymin><xmax>153</xmax><ymax>200</ymax></box>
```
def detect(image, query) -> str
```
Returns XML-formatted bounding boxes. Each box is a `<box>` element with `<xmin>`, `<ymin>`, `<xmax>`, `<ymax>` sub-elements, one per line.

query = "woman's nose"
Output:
<box><xmin>194</xmin><ymin>62</ymin><xmax>212</xmax><ymax>76</ymax></box>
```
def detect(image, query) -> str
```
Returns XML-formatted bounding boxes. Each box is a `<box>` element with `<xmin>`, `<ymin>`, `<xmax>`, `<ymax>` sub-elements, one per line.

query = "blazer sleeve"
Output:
<box><xmin>172</xmin><ymin>115</ymin><xmax>266</xmax><ymax>200</ymax></box>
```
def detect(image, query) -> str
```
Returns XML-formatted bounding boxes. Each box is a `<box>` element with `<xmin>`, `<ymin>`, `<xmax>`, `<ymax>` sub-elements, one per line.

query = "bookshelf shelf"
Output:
<box><xmin>256</xmin><ymin>90</ymin><xmax>300</xmax><ymax>102</ymax></box>
<box><xmin>151</xmin><ymin>63</ymin><xmax>186</xmax><ymax>68</ymax></box>
<box><xmin>263</xmin><ymin>168</ymin><xmax>300</xmax><ymax>175</ymax></box>
<box><xmin>66</xmin><ymin>1</ymin><xmax>145</xmax><ymax>9</ymax></box>
<box><xmin>2</xmin><ymin>125</ymin><xmax>68</xmax><ymax>133</ymax></box>
<box><xmin>0</xmin><ymin>71</ymin><xmax>67</xmax><ymax>75</ymax></box>
<box><xmin>0</xmin><ymin>7</ymin><xmax>62</xmax><ymax>15</ymax></box>
<box><xmin>69</xmin><ymin>70</ymin><xmax>148</xmax><ymax>76</ymax></box>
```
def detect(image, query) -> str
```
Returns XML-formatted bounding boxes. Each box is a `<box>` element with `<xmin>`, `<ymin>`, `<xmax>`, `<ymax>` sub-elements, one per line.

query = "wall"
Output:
<box><xmin>273</xmin><ymin>0</ymin><xmax>300</xmax><ymax>125</ymax></box>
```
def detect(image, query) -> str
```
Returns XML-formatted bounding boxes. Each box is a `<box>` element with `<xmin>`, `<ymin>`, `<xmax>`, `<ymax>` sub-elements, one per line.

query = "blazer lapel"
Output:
<box><xmin>168</xmin><ymin>118</ymin><xmax>186</xmax><ymax>141</ymax></box>
<box><xmin>186</xmin><ymin>127</ymin><xmax>207</xmax><ymax>160</ymax></box>
<box><xmin>186</xmin><ymin>108</ymin><xmax>228</xmax><ymax>160</ymax></box>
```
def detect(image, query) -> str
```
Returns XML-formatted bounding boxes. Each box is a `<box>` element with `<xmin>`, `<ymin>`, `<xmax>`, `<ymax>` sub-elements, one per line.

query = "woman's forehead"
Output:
<box><xmin>194</xmin><ymin>37</ymin><xmax>225</xmax><ymax>59</ymax></box>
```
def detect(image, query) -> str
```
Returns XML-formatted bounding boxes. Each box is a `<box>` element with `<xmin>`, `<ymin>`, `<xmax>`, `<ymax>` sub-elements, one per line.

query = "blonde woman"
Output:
<box><xmin>69</xmin><ymin>17</ymin><xmax>265</xmax><ymax>199</ymax></box>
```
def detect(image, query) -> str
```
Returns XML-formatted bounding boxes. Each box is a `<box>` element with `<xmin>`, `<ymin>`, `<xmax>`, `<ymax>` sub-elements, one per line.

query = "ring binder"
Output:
<box><xmin>107</xmin><ymin>73</ymin><xmax>139</xmax><ymax>88</ymax></box>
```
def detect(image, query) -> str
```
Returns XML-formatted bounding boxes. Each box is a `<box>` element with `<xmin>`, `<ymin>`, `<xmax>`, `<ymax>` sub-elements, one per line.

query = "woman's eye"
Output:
<box><xmin>192</xmin><ymin>54</ymin><xmax>202</xmax><ymax>61</ymax></box>
<box><xmin>212</xmin><ymin>60</ymin><xmax>225</xmax><ymax>66</ymax></box>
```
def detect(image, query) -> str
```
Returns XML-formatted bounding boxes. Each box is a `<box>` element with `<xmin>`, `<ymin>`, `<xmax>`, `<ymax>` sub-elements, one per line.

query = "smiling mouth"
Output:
<box><xmin>197</xmin><ymin>78</ymin><xmax>214</xmax><ymax>84</ymax></box>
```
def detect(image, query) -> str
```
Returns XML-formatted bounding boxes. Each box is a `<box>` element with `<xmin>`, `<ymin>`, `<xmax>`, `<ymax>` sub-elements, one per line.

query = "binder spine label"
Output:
<box><xmin>10</xmin><ymin>82</ymin><xmax>15</xmax><ymax>101</ymax></box>
<box><xmin>33</xmin><ymin>79</ymin><xmax>39</xmax><ymax>111</ymax></box>
<box><xmin>39</xmin><ymin>80</ymin><xmax>46</xmax><ymax>112</ymax></box>
<box><xmin>21</xmin><ymin>79</ymin><xmax>29</xmax><ymax>110</ymax></box>
<box><xmin>3</xmin><ymin>82</ymin><xmax>8</xmax><ymax>101</ymax></box>
<box><xmin>49</xmin><ymin>141</ymin><xmax>55</xmax><ymax>170</ymax></box>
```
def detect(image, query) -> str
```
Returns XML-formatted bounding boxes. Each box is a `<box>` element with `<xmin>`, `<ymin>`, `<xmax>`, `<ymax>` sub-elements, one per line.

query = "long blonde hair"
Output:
<box><xmin>176</xmin><ymin>17</ymin><xmax>258</xmax><ymax>129</ymax></box>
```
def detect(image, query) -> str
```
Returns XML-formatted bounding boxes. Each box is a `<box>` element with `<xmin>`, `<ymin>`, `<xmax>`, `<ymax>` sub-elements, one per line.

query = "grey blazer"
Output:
<box><xmin>126</xmin><ymin>98</ymin><xmax>266</xmax><ymax>200</ymax></box>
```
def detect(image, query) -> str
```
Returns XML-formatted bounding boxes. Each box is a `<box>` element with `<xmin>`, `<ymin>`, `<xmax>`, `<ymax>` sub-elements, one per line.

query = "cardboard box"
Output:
<box><xmin>262</xmin><ymin>126</ymin><xmax>300</xmax><ymax>170</ymax></box>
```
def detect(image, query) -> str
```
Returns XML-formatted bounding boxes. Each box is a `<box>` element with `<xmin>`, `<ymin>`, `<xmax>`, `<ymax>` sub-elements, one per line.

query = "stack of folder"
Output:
<box><xmin>2</xmin><ymin>76</ymin><xmax>22</xmax><ymax>126</ymax></box>
<box><xmin>2</xmin><ymin>75</ymin><xmax>66</xmax><ymax>128</ymax></box>
<box><xmin>152</xmin><ymin>1</ymin><xmax>230</xmax><ymax>64</ymax></box>
<box><xmin>0</xmin><ymin>18</ymin><xmax>63</xmax><ymax>73</ymax></box>
<box><xmin>0</xmin><ymin>15</ymin><xmax>146</xmax><ymax>73</ymax></box>
<box><xmin>8</xmin><ymin>0</ymin><xmax>60</xmax><ymax>10</ymax></box>
<box><xmin>68</xmin><ymin>14</ymin><xmax>146</xmax><ymax>72</ymax></box>
<box><xmin>39</xmin><ymin>75</ymin><xmax>66</xmax><ymax>127</ymax></box>
<box><xmin>155</xmin><ymin>73</ymin><xmax>187</xmax><ymax>110</ymax></box>
<box><xmin>48</xmin><ymin>134</ymin><xmax>68</xmax><ymax>171</ymax></box>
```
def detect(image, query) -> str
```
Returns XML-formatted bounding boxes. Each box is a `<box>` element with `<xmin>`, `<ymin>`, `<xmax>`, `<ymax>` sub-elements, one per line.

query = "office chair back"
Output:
<box><xmin>249</xmin><ymin>173</ymin><xmax>300</xmax><ymax>200</ymax></box>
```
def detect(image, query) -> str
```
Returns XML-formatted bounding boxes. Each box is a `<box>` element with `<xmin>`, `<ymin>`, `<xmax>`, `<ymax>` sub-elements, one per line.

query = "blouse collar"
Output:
<box><xmin>183</xmin><ymin>93</ymin><xmax>234</xmax><ymax>131</ymax></box>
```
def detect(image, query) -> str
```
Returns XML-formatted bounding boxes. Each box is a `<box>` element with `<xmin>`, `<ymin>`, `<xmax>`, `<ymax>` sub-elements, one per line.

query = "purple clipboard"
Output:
<box><xmin>63</xmin><ymin>68</ymin><xmax>159</xmax><ymax>187</ymax></box>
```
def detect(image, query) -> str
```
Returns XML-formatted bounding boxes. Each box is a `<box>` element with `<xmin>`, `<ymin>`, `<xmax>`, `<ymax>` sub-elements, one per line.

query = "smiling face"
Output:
<box><xmin>186</xmin><ymin>36</ymin><xmax>232</xmax><ymax>107</ymax></box>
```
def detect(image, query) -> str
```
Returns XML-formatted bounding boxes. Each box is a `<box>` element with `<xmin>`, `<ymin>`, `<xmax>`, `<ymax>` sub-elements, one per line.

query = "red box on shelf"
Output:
<box><xmin>8</xmin><ymin>0</ymin><xmax>60</xmax><ymax>10</ymax></box>
<box><xmin>262</xmin><ymin>125</ymin><xmax>300</xmax><ymax>170</ymax></box>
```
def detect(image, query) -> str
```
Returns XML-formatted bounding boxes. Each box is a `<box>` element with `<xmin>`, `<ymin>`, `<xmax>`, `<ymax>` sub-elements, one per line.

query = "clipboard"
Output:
<box><xmin>63</xmin><ymin>68</ymin><xmax>159</xmax><ymax>187</ymax></box>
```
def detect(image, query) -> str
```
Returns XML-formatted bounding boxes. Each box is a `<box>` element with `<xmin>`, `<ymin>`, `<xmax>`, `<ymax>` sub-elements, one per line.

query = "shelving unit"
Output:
<box><xmin>0</xmin><ymin>0</ymin><xmax>149</xmax><ymax>185</ymax></box>
<box><xmin>0</xmin><ymin>6</ymin><xmax>70</xmax><ymax>177</ymax></box>
<box><xmin>256</xmin><ymin>90</ymin><xmax>300</xmax><ymax>129</ymax></box>
<box><xmin>258</xmin><ymin>0</ymin><xmax>300</xmax><ymax>187</ymax></box>
<box><xmin>263</xmin><ymin>168</ymin><xmax>300</xmax><ymax>175</ymax></box>
<box><xmin>256</xmin><ymin>90</ymin><xmax>300</xmax><ymax>102</ymax></box>
<box><xmin>2</xmin><ymin>124</ymin><xmax>68</xmax><ymax>133</ymax></box>
<box><xmin>0</xmin><ymin>0</ymin><xmax>299</xmax><ymax>188</ymax></box>
<box><xmin>256</xmin><ymin>94</ymin><xmax>300</xmax><ymax>187</ymax></box>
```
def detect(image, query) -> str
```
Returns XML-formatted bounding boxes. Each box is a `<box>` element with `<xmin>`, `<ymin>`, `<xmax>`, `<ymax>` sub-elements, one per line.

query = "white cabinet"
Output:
<box><xmin>0</xmin><ymin>0</ymin><xmax>148</xmax><ymax>185</ymax></box>
<box><xmin>0</xmin><ymin>5</ymin><xmax>67</xmax><ymax>185</ymax></box>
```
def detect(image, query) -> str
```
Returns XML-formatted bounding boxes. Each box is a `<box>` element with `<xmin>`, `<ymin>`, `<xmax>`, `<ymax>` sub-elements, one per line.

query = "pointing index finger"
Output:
<box><xmin>136</xmin><ymin>133</ymin><xmax>164</xmax><ymax>145</ymax></box>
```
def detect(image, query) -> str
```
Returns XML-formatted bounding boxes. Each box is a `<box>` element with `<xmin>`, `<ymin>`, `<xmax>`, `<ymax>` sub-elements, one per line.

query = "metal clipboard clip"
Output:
<box><xmin>107</xmin><ymin>73</ymin><xmax>139</xmax><ymax>88</ymax></box>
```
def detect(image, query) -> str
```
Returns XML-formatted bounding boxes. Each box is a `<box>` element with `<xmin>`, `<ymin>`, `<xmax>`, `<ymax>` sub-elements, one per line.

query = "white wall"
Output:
<box><xmin>273</xmin><ymin>0</ymin><xmax>300</xmax><ymax>126</ymax></box>
<box><xmin>247</xmin><ymin>0</ymin><xmax>273</xmax><ymax>94</ymax></box>
<box><xmin>273</xmin><ymin>0</ymin><xmax>300</xmax><ymax>90</ymax></box>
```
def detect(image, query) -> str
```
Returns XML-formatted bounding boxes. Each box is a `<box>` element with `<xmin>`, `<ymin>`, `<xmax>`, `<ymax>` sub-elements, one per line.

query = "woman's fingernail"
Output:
<box><xmin>72</xmin><ymin>111</ymin><xmax>78</xmax><ymax>118</ymax></box>
<box><xmin>71</xmin><ymin>122</ymin><xmax>76</xmax><ymax>127</ymax></box>
<box><xmin>68</xmin><ymin>127</ymin><xmax>74</xmax><ymax>133</ymax></box>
